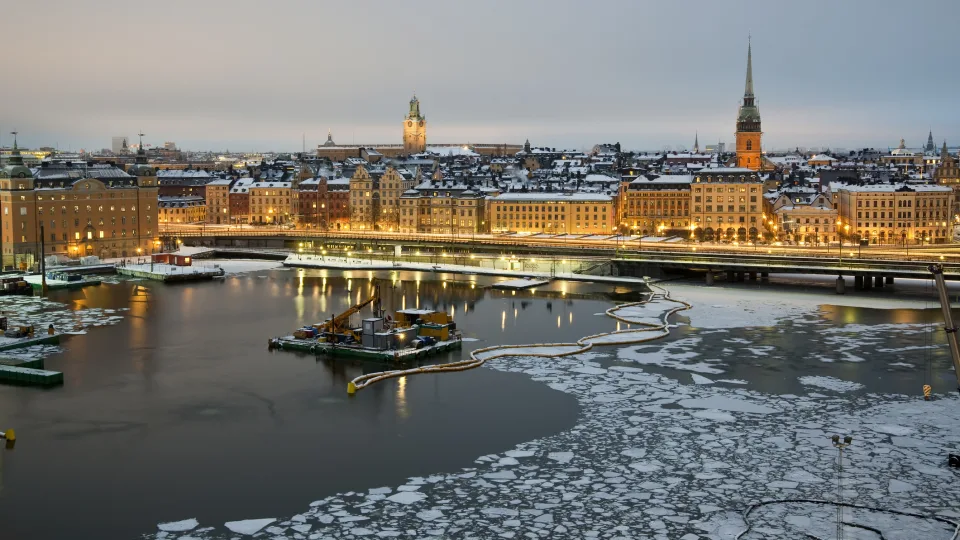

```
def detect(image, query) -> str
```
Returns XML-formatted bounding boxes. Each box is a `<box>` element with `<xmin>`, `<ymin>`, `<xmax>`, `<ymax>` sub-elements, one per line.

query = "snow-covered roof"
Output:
<box><xmin>808</xmin><ymin>154</ymin><xmax>837</xmax><ymax>162</ymax></box>
<box><xmin>489</xmin><ymin>193</ymin><xmax>612</xmax><ymax>202</ymax></box>
<box><xmin>426</xmin><ymin>146</ymin><xmax>478</xmax><ymax>157</ymax></box>
<box><xmin>207</xmin><ymin>178</ymin><xmax>232</xmax><ymax>186</ymax></box>
<box><xmin>834</xmin><ymin>182</ymin><xmax>951</xmax><ymax>193</ymax></box>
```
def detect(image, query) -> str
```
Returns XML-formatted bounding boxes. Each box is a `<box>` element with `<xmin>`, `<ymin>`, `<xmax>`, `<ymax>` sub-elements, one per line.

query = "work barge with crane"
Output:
<box><xmin>268</xmin><ymin>283</ymin><xmax>463</xmax><ymax>361</ymax></box>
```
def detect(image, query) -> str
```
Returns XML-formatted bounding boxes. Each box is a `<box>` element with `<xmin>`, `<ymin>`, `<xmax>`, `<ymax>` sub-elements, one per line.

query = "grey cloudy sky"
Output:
<box><xmin>5</xmin><ymin>0</ymin><xmax>958</xmax><ymax>153</ymax></box>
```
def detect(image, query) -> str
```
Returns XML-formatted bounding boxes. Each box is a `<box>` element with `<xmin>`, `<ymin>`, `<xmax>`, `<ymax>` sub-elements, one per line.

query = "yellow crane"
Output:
<box><xmin>315</xmin><ymin>285</ymin><xmax>381</xmax><ymax>341</ymax></box>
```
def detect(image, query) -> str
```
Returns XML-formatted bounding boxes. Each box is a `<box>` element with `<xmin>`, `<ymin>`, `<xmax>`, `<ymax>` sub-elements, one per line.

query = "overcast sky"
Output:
<box><xmin>5</xmin><ymin>0</ymin><xmax>958</xmax><ymax>153</ymax></box>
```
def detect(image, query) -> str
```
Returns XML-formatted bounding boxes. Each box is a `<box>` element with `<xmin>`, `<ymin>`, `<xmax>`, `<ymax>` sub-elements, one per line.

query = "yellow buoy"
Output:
<box><xmin>347</xmin><ymin>382</ymin><xmax>357</xmax><ymax>395</ymax></box>
<box><xmin>923</xmin><ymin>384</ymin><xmax>932</xmax><ymax>401</ymax></box>
<box><xmin>3</xmin><ymin>429</ymin><xmax>14</xmax><ymax>441</ymax></box>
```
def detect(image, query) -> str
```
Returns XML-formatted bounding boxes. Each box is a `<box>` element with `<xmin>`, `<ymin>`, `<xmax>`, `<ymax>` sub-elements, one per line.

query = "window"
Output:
<box><xmin>746</xmin><ymin>140</ymin><xmax>753</xmax><ymax>150</ymax></box>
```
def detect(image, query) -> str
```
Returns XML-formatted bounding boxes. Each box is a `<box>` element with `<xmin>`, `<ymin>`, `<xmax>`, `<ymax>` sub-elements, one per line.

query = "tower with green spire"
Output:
<box><xmin>735</xmin><ymin>37</ymin><xmax>763</xmax><ymax>171</ymax></box>
<box><xmin>3</xmin><ymin>132</ymin><xmax>32</xmax><ymax>179</ymax></box>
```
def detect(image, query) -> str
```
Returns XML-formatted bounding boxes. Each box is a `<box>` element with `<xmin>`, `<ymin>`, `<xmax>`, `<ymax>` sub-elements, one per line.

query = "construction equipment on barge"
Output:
<box><xmin>268</xmin><ymin>284</ymin><xmax>462</xmax><ymax>361</ymax></box>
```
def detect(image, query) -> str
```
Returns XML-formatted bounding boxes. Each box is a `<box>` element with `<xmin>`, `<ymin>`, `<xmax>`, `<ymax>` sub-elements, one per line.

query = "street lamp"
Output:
<box><xmin>830</xmin><ymin>435</ymin><xmax>853</xmax><ymax>540</ymax></box>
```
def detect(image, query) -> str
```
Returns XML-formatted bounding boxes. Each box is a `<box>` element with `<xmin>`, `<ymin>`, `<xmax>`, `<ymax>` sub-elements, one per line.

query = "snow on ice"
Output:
<box><xmin>141</xmin><ymin>284</ymin><xmax>960</xmax><ymax>539</ymax></box>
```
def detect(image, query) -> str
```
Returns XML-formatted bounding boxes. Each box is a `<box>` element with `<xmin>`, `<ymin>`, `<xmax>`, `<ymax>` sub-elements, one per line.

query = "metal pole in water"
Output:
<box><xmin>929</xmin><ymin>264</ymin><xmax>960</xmax><ymax>394</ymax></box>
<box><xmin>831</xmin><ymin>435</ymin><xmax>852</xmax><ymax>540</ymax></box>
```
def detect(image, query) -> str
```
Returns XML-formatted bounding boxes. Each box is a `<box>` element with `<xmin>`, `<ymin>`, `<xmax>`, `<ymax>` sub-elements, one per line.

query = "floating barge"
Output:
<box><xmin>270</xmin><ymin>335</ymin><xmax>461</xmax><ymax>361</ymax></box>
<box><xmin>0</xmin><ymin>364</ymin><xmax>63</xmax><ymax>386</ymax></box>
<box><xmin>269</xmin><ymin>284</ymin><xmax>463</xmax><ymax>362</ymax></box>
<box><xmin>116</xmin><ymin>263</ymin><xmax>225</xmax><ymax>282</ymax></box>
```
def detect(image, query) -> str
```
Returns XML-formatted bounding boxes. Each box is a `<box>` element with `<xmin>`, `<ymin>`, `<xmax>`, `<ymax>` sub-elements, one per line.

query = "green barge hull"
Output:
<box><xmin>271</xmin><ymin>337</ymin><xmax>462</xmax><ymax>362</ymax></box>
<box><xmin>0</xmin><ymin>364</ymin><xmax>63</xmax><ymax>386</ymax></box>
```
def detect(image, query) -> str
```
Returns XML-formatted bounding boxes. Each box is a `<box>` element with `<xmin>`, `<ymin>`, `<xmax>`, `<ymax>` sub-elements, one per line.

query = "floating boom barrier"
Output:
<box><xmin>348</xmin><ymin>283</ymin><xmax>691</xmax><ymax>394</ymax></box>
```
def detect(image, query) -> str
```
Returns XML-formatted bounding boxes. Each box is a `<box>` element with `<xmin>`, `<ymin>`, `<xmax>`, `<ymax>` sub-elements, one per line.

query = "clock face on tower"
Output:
<box><xmin>418</xmin><ymin>121</ymin><xmax>424</xmax><ymax>127</ymax></box>
<box><xmin>407</xmin><ymin>121</ymin><xmax>413</xmax><ymax>127</ymax></box>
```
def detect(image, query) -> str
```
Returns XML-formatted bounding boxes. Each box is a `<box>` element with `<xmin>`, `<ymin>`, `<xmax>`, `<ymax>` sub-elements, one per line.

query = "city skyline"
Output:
<box><xmin>5</xmin><ymin>0</ymin><xmax>959</xmax><ymax>152</ymax></box>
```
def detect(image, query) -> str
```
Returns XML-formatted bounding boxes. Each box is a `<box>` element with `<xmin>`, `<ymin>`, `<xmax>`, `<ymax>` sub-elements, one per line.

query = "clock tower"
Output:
<box><xmin>403</xmin><ymin>94</ymin><xmax>427</xmax><ymax>153</ymax></box>
<box><xmin>735</xmin><ymin>38</ymin><xmax>762</xmax><ymax>171</ymax></box>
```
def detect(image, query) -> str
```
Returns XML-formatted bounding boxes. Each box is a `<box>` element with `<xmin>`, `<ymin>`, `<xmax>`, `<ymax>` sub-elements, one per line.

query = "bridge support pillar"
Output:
<box><xmin>727</xmin><ymin>270</ymin><xmax>735</xmax><ymax>282</ymax></box>
<box><xmin>749</xmin><ymin>271</ymin><xmax>757</xmax><ymax>281</ymax></box>
<box><xmin>863</xmin><ymin>275</ymin><xmax>872</xmax><ymax>290</ymax></box>
<box><xmin>886</xmin><ymin>276</ymin><xmax>894</xmax><ymax>285</ymax></box>
<box><xmin>760</xmin><ymin>272</ymin><xmax>769</xmax><ymax>282</ymax></box>
<box><xmin>705</xmin><ymin>272</ymin><xmax>714</xmax><ymax>286</ymax></box>
<box><xmin>836</xmin><ymin>276</ymin><xmax>846</xmax><ymax>295</ymax></box>
<box><xmin>854</xmin><ymin>275</ymin><xmax>863</xmax><ymax>290</ymax></box>
<box><xmin>875</xmin><ymin>275</ymin><xmax>884</xmax><ymax>288</ymax></box>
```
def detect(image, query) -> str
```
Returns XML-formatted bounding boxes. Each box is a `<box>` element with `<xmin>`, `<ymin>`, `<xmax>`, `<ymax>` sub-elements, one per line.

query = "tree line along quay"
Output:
<box><xmin>4</xmin><ymin>40</ymin><xmax>960</xmax><ymax>272</ymax></box>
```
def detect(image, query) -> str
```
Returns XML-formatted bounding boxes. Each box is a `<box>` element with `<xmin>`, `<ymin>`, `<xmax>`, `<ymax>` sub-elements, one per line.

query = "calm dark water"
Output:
<box><xmin>0</xmin><ymin>269</ymin><xmax>626</xmax><ymax>540</ymax></box>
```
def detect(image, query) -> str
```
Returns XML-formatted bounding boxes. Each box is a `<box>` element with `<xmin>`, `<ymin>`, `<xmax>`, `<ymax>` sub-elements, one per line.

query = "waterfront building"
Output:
<box><xmin>835</xmin><ymin>183</ymin><xmax>953</xmax><ymax>244</ymax></box>
<box><xmin>299</xmin><ymin>176</ymin><xmax>350</xmax><ymax>230</ymax></box>
<box><xmin>619</xmin><ymin>175</ymin><xmax>693</xmax><ymax>236</ymax></box>
<box><xmin>768</xmin><ymin>189</ymin><xmax>838</xmax><ymax>244</ymax></box>
<box><xmin>228</xmin><ymin>178</ymin><xmax>254</xmax><ymax>224</ymax></box>
<box><xmin>690</xmin><ymin>168</ymin><xmax>765</xmax><ymax>242</ymax></box>
<box><xmin>205</xmin><ymin>178</ymin><xmax>231</xmax><ymax>224</ymax></box>
<box><xmin>249</xmin><ymin>181</ymin><xmax>295</xmax><ymax>225</ymax></box>
<box><xmin>0</xmin><ymin>136</ymin><xmax>158</xmax><ymax>269</ymax></box>
<box><xmin>158</xmin><ymin>196</ymin><xmax>206</xmax><ymax>224</ymax></box>
<box><xmin>487</xmin><ymin>193</ymin><xmax>615</xmax><ymax>235</ymax></box>
<box><xmin>348</xmin><ymin>165</ymin><xmax>417</xmax><ymax>231</ymax></box>
<box><xmin>398</xmin><ymin>172</ymin><xmax>487</xmax><ymax>235</ymax></box>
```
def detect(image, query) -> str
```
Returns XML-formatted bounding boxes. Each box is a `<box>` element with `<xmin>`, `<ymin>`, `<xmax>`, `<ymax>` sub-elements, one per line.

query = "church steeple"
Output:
<box><xmin>693</xmin><ymin>131</ymin><xmax>700</xmax><ymax>154</ymax></box>
<box><xmin>926</xmin><ymin>130</ymin><xmax>936</xmax><ymax>152</ymax></box>
<box><xmin>135</xmin><ymin>131</ymin><xmax>147</xmax><ymax>164</ymax></box>
<box><xmin>735</xmin><ymin>37</ymin><xmax>763</xmax><ymax>171</ymax></box>
<box><xmin>736</xmin><ymin>37</ymin><xmax>761</xmax><ymax>132</ymax></box>
<box><xmin>8</xmin><ymin>131</ymin><xmax>23</xmax><ymax>166</ymax></box>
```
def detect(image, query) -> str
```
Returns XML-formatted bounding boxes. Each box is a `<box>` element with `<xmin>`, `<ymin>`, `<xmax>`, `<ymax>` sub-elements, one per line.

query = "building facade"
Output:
<box><xmin>249</xmin><ymin>181</ymin><xmax>295</xmax><ymax>225</ymax></box>
<box><xmin>0</xmin><ymin>140</ymin><xmax>158</xmax><ymax>269</ymax></box>
<box><xmin>159</xmin><ymin>196</ymin><xmax>206</xmax><ymax>224</ymax></box>
<box><xmin>690</xmin><ymin>168</ymin><xmax>765</xmax><ymax>242</ymax></box>
<box><xmin>487</xmin><ymin>193</ymin><xmax>615</xmax><ymax>235</ymax></box>
<box><xmin>836</xmin><ymin>184</ymin><xmax>953</xmax><ymax>244</ymax></box>
<box><xmin>399</xmin><ymin>177</ymin><xmax>486</xmax><ymax>235</ymax></box>
<box><xmin>205</xmin><ymin>178</ymin><xmax>231</xmax><ymax>224</ymax></box>
<box><xmin>348</xmin><ymin>165</ymin><xmax>417</xmax><ymax>231</ymax></box>
<box><xmin>735</xmin><ymin>40</ymin><xmax>763</xmax><ymax>171</ymax></box>
<box><xmin>769</xmin><ymin>191</ymin><xmax>838</xmax><ymax>244</ymax></box>
<box><xmin>228</xmin><ymin>178</ymin><xmax>254</xmax><ymax>224</ymax></box>
<box><xmin>619</xmin><ymin>175</ymin><xmax>693</xmax><ymax>235</ymax></box>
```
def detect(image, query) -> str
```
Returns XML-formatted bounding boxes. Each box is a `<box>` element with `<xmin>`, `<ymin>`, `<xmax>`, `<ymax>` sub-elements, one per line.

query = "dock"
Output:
<box><xmin>0</xmin><ymin>364</ymin><xmax>63</xmax><ymax>386</ymax></box>
<box><xmin>22</xmin><ymin>275</ymin><xmax>101</xmax><ymax>291</ymax></box>
<box><xmin>116</xmin><ymin>263</ymin><xmax>225</xmax><ymax>282</ymax></box>
<box><xmin>270</xmin><ymin>336</ymin><xmax>462</xmax><ymax>362</ymax></box>
<box><xmin>492</xmin><ymin>277</ymin><xmax>551</xmax><ymax>290</ymax></box>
